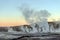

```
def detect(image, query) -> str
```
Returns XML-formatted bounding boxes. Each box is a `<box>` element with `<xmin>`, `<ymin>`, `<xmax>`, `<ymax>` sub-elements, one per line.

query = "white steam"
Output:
<box><xmin>20</xmin><ymin>5</ymin><xmax>50</xmax><ymax>24</ymax></box>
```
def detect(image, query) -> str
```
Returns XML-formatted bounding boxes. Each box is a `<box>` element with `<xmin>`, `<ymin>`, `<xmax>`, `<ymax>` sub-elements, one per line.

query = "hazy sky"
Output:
<box><xmin>0</xmin><ymin>0</ymin><xmax>60</xmax><ymax>26</ymax></box>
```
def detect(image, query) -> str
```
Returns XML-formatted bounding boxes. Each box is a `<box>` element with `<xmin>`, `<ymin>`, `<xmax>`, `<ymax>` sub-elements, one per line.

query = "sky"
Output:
<box><xmin>0</xmin><ymin>0</ymin><xmax>60</xmax><ymax>26</ymax></box>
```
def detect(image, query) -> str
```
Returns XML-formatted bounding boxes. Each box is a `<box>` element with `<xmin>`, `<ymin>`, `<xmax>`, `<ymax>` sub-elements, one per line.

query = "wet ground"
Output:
<box><xmin>0</xmin><ymin>33</ymin><xmax>60</xmax><ymax>40</ymax></box>
<box><xmin>1</xmin><ymin>36</ymin><xmax>59</xmax><ymax>40</ymax></box>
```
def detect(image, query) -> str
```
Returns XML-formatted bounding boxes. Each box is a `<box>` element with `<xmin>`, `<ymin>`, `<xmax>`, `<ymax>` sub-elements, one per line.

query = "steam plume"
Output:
<box><xmin>20</xmin><ymin>5</ymin><xmax>51</xmax><ymax>24</ymax></box>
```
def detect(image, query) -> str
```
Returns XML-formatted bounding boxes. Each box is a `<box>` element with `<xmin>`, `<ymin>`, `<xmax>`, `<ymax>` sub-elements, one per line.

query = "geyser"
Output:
<box><xmin>20</xmin><ymin>5</ymin><xmax>51</xmax><ymax>33</ymax></box>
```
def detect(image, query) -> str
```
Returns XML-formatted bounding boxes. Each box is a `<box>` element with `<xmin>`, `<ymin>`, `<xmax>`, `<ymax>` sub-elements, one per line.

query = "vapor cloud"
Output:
<box><xmin>20</xmin><ymin>5</ymin><xmax>51</xmax><ymax>24</ymax></box>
